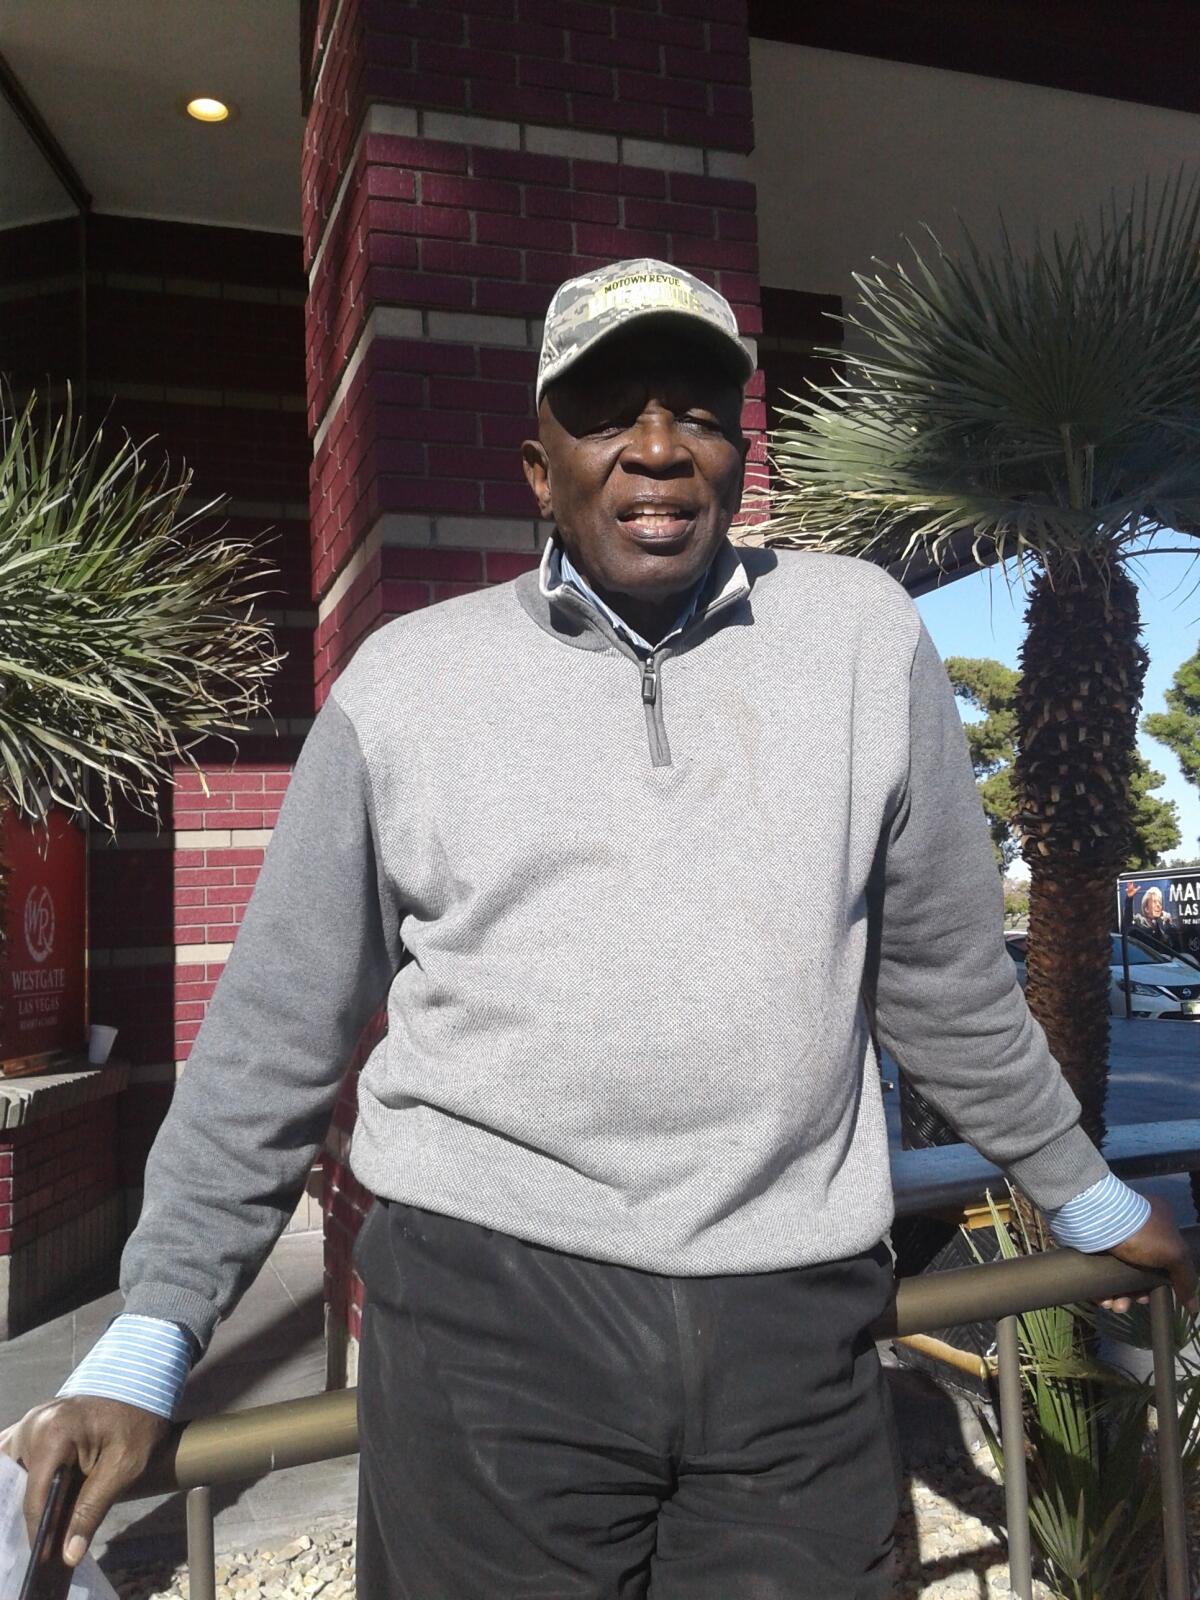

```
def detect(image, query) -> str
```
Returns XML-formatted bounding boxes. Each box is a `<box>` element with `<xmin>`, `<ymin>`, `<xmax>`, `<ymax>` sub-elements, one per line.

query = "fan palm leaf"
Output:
<box><xmin>764</xmin><ymin>170</ymin><xmax>1200</xmax><ymax>1141</ymax></box>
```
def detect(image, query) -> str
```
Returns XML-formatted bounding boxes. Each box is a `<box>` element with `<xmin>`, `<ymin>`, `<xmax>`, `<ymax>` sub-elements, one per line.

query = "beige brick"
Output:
<box><xmin>526</xmin><ymin>125</ymin><xmax>618</xmax><ymax>163</ymax></box>
<box><xmin>705</xmin><ymin>150</ymin><xmax>752</xmax><ymax>181</ymax></box>
<box><xmin>426</xmin><ymin>311</ymin><xmax>532</xmax><ymax>348</ymax></box>
<box><xmin>176</xmin><ymin>828</ymin><xmax>231</xmax><ymax>848</ymax></box>
<box><xmin>175</xmin><ymin>941</ymin><xmax>233</xmax><ymax>964</ymax></box>
<box><xmin>374</xmin><ymin>305</ymin><xmax>425</xmax><ymax>340</ymax></box>
<box><xmin>621</xmin><ymin>138</ymin><xmax>704</xmax><ymax>175</ymax></box>
<box><xmin>421</xmin><ymin>110</ymin><xmax>519</xmax><ymax>150</ymax></box>
<box><xmin>434</xmin><ymin>516</ymin><xmax>539</xmax><ymax>550</ymax></box>
<box><xmin>378</xmin><ymin>513</ymin><xmax>436</xmax><ymax>546</ymax></box>
<box><xmin>367</xmin><ymin>104</ymin><xmax>419</xmax><ymax>138</ymax></box>
<box><xmin>175</xmin><ymin>827</ymin><xmax>273</xmax><ymax>850</ymax></box>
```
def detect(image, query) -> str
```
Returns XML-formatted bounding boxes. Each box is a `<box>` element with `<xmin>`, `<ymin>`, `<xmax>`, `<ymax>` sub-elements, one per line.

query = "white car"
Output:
<box><xmin>1004</xmin><ymin>931</ymin><xmax>1200</xmax><ymax>1021</ymax></box>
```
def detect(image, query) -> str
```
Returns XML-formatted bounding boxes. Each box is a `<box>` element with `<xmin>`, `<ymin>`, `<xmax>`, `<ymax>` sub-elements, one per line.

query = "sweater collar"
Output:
<box><xmin>517</xmin><ymin>535</ymin><xmax>752</xmax><ymax>655</ymax></box>
<box><xmin>554</xmin><ymin>544</ymin><xmax>708</xmax><ymax>654</ymax></box>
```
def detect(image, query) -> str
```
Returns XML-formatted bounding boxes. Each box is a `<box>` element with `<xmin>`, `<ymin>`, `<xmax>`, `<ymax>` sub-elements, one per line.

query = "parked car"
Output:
<box><xmin>1004</xmin><ymin>931</ymin><xmax>1200</xmax><ymax>1020</ymax></box>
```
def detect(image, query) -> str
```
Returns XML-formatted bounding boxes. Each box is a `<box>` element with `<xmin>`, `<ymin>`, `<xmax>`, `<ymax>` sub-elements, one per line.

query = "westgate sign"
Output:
<box><xmin>1</xmin><ymin>808</ymin><xmax>86</xmax><ymax>1074</ymax></box>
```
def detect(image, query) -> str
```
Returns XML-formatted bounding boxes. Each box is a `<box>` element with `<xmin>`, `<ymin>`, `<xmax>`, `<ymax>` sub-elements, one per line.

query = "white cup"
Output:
<box><xmin>88</xmin><ymin>1024</ymin><xmax>118</xmax><ymax>1066</ymax></box>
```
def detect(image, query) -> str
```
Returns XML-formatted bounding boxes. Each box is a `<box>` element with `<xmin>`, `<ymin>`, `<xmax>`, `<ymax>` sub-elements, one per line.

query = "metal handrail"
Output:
<box><xmin>891</xmin><ymin>1118</ymin><xmax>1200</xmax><ymax>1217</ymax></box>
<box><xmin>120</xmin><ymin>1232</ymin><xmax>1200</xmax><ymax>1600</ymax></box>
<box><xmin>128</xmin><ymin>1233</ymin><xmax>1195</xmax><ymax>1496</ymax></box>
<box><xmin>132</xmin><ymin>1387</ymin><xmax>358</xmax><ymax>1497</ymax></box>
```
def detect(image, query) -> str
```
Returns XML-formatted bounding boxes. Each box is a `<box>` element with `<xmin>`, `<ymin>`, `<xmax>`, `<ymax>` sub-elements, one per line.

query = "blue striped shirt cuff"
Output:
<box><xmin>57</xmin><ymin>1313</ymin><xmax>194</xmax><ymax>1420</ymax></box>
<box><xmin>1046</xmin><ymin>1172</ymin><xmax>1151</xmax><ymax>1252</ymax></box>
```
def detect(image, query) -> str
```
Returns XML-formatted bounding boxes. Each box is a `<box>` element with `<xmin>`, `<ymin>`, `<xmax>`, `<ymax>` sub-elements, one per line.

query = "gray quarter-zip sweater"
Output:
<box><xmin>123</xmin><ymin>541</ymin><xmax>1109</xmax><ymax>1349</ymax></box>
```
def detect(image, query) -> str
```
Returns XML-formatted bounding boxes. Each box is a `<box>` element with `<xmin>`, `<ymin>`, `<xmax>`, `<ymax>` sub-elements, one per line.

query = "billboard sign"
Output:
<box><xmin>1115</xmin><ymin>867</ymin><xmax>1200</xmax><ymax>966</ymax></box>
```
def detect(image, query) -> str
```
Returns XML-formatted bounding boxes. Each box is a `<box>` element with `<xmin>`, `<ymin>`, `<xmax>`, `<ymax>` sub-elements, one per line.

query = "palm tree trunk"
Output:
<box><xmin>1015</xmin><ymin>561</ymin><xmax>1147</xmax><ymax>1146</ymax></box>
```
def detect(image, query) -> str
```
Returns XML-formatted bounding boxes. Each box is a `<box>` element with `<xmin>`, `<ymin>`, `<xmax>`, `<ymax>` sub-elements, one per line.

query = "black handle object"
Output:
<box><xmin>17</xmin><ymin>1465</ymin><xmax>75</xmax><ymax>1600</ymax></box>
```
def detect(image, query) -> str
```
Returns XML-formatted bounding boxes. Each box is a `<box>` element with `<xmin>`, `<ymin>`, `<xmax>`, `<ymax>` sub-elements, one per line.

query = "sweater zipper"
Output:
<box><xmin>549</xmin><ymin>574</ymin><xmax>747</xmax><ymax>769</ymax></box>
<box><xmin>640</xmin><ymin>649</ymin><xmax>672</xmax><ymax>768</ymax></box>
<box><xmin>635</xmin><ymin>583</ymin><xmax>746</xmax><ymax>769</ymax></box>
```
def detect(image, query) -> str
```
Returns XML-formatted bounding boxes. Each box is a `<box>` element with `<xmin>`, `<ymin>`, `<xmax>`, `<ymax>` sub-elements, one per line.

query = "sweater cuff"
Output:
<box><xmin>122</xmin><ymin>1282</ymin><xmax>222</xmax><ymax>1353</ymax></box>
<box><xmin>1004</xmin><ymin>1124</ymin><xmax>1111</xmax><ymax>1213</ymax></box>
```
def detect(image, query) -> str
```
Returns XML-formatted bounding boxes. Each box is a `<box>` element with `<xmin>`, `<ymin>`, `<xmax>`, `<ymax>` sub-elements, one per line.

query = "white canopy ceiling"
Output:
<box><xmin>2</xmin><ymin>0</ymin><xmax>303</xmax><ymax>234</ymax></box>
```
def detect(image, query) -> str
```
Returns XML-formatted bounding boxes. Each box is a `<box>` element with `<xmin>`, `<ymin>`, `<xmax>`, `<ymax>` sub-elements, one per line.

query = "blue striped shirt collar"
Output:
<box><xmin>550</xmin><ymin>542</ymin><xmax>710</xmax><ymax>655</ymax></box>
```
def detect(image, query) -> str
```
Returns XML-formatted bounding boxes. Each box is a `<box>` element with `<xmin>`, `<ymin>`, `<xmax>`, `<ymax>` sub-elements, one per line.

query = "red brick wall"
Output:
<box><xmin>0</xmin><ymin>217</ymin><xmax>84</xmax><ymax>400</ymax></box>
<box><xmin>305</xmin><ymin>138</ymin><xmax>763</xmax><ymax>672</ymax></box>
<box><xmin>0</xmin><ymin>1102</ymin><xmax>119</xmax><ymax>1258</ymax></box>
<box><xmin>302</xmin><ymin>0</ymin><xmax>754</xmax><ymax>253</ymax></box>
<box><xmin>80</xmin><ymin>217</ymin><xmax>310</xmax><ymax>1202</ymax></box>
<box><xmin>302</xmin><ymin>0</ymin><xmax>762</xmax><ymax>1356</ymax></box>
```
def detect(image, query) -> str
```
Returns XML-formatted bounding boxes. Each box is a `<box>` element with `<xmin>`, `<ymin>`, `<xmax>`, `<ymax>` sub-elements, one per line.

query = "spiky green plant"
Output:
<box><xmin>0</xmin><ymin>386</ymin><xmax>282</xmax><ymax>835</ymax></box>
<box><xmin>764</xmin><ymin>173</ymin><xmax>1200</xmax><ymax>1142</ymax></box>
<box><xmin>975</xmin><ymin>1196</ymin><xmax>1200</xmax><ymax>1600</ymax></box>
<box><xmin>0</xmin><ymin>385</ymin><xmax>282</xmax><ymax>1008</ymax></box>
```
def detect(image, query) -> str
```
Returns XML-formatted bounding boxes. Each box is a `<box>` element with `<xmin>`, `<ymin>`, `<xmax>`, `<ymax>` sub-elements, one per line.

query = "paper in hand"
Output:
<box><xmin>0</xmin><ymin>1452</ymin><xmax>117</xmax><ymax>1600</ymax></box>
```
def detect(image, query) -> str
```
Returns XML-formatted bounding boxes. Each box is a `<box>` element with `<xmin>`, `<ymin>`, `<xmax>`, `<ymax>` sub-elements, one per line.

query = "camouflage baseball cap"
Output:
<box><xmin>536</xmin><ymin>258</ymin><xmax>755</xmax><ymax>404</ymax></box>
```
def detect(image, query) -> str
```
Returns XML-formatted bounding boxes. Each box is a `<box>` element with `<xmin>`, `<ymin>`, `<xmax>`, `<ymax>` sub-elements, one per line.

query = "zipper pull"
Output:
<box><xmin>641</xmin><ymin>655</ymin><xmax>658</xmax><ymax>705</ymax></box>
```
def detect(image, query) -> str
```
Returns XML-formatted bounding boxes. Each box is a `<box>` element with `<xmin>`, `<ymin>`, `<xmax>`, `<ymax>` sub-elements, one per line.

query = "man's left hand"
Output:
<box><xmin>1099</xmin><ymin>1196</ymin><xmax>1197</xmax><ymax>1315</ymax></box>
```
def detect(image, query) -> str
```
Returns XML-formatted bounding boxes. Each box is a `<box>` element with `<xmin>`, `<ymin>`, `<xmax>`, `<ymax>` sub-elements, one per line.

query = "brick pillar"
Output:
<box><xmin>0</xmin><ymin>1085</ymin><xmax>124</xmax><ymax>1338</ymax></box>
<box><xmin>79</xmin><ymin>219</ymin><xmax>313</xmax><ymax>1254</ymax></box>
<box><xmin>300</xmin><ymin>0</ymin><xmax>763</xmax><ymax>1375</ymax></box>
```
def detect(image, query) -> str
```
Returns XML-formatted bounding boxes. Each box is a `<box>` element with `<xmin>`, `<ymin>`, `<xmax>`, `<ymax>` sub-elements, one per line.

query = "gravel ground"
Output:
<box><xmin>101</xmin><ymin>1441</ymin><xmax>1057</xmax><ymax>1600</ymax></box>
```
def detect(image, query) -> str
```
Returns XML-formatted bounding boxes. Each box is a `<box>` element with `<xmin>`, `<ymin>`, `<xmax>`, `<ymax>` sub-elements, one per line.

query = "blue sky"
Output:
<box><xmin>915</xmin><ymin>549</ymin><xmax>1200</xmax><ymax>870</ymax></box>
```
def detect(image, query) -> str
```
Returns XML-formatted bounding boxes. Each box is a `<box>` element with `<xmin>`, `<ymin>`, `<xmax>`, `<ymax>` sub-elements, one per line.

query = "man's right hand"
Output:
<box><xmin>0</xmin><ymin>1396</ymin><xmax>170</xmax><ymax>1566</ymax></box>
<box><xmin>1102</xmin><ymin>1195</ymin><xmax>1200</xmax><ymax>1316</ymax></box>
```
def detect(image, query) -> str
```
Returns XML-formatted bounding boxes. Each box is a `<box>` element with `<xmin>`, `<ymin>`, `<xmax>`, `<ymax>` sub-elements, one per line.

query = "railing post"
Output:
<box><xmin>1149</xmin><ymin>1284</ymin><xmax>1191</xmax><ymax>1600</ymax></box>
<box><xmin>186</xmin><ymin>1484</ymin><xmax>216</xmax><ymax>1600</ymax></box>
<box><xmin>996</xmin><ymin>1314</ymin><xmax>1033</xmax><ymax>1600</ymax></box>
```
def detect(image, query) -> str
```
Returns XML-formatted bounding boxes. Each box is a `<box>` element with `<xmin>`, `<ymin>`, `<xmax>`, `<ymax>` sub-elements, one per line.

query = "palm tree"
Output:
<box><xmin>0</xmin><ymin>385</ymin><xmax>282</xmax><ymax>957</ymax></box>
<box><xmin>763</xmin><ymin>173</ymin><xmax>1200</xmax><ymax>1145</ymax></box>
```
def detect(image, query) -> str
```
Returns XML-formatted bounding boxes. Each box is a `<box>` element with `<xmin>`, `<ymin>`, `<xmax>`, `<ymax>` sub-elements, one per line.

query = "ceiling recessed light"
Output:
<box><xmin>186</xmin><ymin>97</ymin><xmax>231</xmax><ymax>123</ymax></box>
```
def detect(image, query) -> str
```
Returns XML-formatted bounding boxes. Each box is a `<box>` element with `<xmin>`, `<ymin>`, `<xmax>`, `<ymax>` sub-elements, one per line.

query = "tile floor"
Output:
<box><xmin>0</xmin><ymin>1231</ymin><xmax>357</xmax><ymax>1567</ymax></box>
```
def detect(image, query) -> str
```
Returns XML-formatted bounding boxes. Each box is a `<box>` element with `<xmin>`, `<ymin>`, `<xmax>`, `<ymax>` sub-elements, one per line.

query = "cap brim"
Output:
<box><xmin>536</xmin><ymin>307</ymin><xmax>755</xmax><ymax>405</ymax></box>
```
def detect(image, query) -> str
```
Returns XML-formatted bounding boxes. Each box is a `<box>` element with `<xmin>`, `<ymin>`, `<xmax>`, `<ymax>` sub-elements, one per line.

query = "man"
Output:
<box><xmin>6</xmin><ymin>260</ymin><xmax>1195</xmax><ymax>1597</ymax></box>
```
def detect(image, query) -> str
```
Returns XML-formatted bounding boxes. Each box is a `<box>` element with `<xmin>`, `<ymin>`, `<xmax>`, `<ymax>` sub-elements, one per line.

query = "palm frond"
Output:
<box><xmin>0</xmin><ymin>385</ymin><xmax>284</xmax><ymax>833</ymax></box>
<box><xmin>763</xmin><ymin>171</ymin><xmax>1200</xmax><ymax>578</ymax></box>
<box><xmin>972</xmin><ymin>1190</ymin><xmax>1200</xmax><ymax>1598</ymax></box>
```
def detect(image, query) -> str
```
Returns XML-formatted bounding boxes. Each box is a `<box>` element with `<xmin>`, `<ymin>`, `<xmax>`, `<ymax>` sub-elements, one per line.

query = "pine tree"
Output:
<box><xmin>945</xmin><ymin>657</ymin><xmax>1019</xmax><ymax>868</ymax></box>
<box><xmin>946</xmin><ymin>656</ymin><xmax>1179</xmax><ymax>876</ymax></box>
<box><xmin>1144</xmin><ymin>645</ymin><xmax>1200</xmax><ymax>791</ymax></box>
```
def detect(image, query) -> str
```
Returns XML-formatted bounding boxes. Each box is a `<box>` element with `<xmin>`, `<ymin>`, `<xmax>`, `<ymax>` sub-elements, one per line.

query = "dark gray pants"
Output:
<box><xmin>355</xmin><ymin>1202</ymin><xmax>899</xmax><ymax>1599</ymax></box>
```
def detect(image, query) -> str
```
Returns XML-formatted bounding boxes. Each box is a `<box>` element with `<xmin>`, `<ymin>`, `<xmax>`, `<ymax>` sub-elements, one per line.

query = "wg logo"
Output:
<box><xmin>23</xmin><ymin>886</ymin><xmax>55</xmax><ymax>963</ymax></box>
